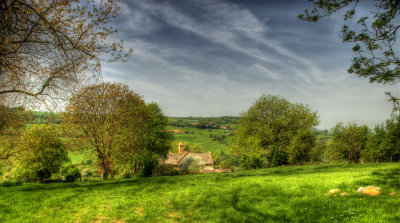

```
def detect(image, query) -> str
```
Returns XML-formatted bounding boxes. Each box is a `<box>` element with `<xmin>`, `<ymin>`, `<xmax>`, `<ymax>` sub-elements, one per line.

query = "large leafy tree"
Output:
<box><xmin>0</xmin><ymin>0</ymin><xmax>131</xmax><ymax>106</ymax></box>
<box><xmin>62</xmin><ymin>82</ymin><xmax>143</xmax><ymax>180</ymax></box>
<box><xmin>300</xmin><ymin>0</ymin><xmax>400</xmax><ymax>85</ymax></box>
<box><xmin>63</xmin><ymin>82</ymin><xmax>172</xmax><ymax>179</ymax></box>
<box><xmin>325</xmin><ymin>122</ymin><xmax>370</xmax><ymax>163</ymax></box>
<box><xmin>230</xmin><ymin>95</ymin><xmax>319</xmax><ymax>167</ymax></box>
<box><xmin>114</xmin><ymin>102</ymin><xmax>172</xmax><ymax>176</ymax></box>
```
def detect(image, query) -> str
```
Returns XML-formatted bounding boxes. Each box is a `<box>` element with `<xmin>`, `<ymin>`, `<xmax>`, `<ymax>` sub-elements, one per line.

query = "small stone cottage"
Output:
<box><xmin>164</xmin><ymin>142</ymin><xmax>231</xmax><ymax>173</ymax></box>
<box><xmin>165</xmin><ymin>143</ymin><xmax>214</xmax><ymax>169</ymax></box>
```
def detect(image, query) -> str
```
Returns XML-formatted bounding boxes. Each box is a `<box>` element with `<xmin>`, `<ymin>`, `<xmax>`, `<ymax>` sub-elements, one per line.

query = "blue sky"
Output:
<box><xmin>102</xmin><ymin>0</ymin><xmax>398</xmax><ymax>130</ymax></box>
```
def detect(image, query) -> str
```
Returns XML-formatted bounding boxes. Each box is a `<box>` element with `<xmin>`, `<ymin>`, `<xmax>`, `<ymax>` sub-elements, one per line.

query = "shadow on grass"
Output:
<box><xmin>224</xmin><ymin>164</ymin><xmax>363</xmax><ymax>180</ymax></box>
<box><xmin>355</xmin><ymin>167</ymin><xmax>400</xmax><ymax>190</ymax></box>
<box><xmin>16</xmin><ymin>175</ymin><xmax>183</xmax><ymax>193</ymax></box>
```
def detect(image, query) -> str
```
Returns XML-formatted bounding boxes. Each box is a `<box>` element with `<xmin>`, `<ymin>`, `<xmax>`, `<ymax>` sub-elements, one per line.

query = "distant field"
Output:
<box><xmin>1</xmin><ymin>163</ymin><xmax>399</xmax><ymax>222</ymax></box>
<box><xmin>167</xmin><ymin>126</ymin><xmax>231</xmax><ymax>154</ymax></box>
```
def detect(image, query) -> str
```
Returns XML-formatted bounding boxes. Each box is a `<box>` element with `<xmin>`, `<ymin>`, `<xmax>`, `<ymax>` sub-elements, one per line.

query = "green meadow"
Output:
<box><xmin>167</xmin><ymin>126</ymin><xmax>231</xmax><ymax>154</ymax></box>
<box><xmin>1</xmin><ymin>163</ymin><xmax>399</xmax><ymax>222</ymax></box>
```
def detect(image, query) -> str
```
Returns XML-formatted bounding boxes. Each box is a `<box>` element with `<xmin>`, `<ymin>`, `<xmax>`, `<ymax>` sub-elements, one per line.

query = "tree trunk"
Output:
<box><xmin>102</xmin><ymin>161</ymin><xmax>108</xmax><ymax>180</ymax></box>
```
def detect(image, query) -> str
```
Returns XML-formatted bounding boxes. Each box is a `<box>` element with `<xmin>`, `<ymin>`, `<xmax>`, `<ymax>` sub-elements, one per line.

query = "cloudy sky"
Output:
<box><xmin>102</xmin><ymin>0</ymin><xmax>399</xmax><ymax>130</ymax></box>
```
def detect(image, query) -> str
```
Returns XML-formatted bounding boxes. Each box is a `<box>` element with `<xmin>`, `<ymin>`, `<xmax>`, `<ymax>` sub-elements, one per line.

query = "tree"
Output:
<box><xmin>288</xmin><ymin>129</ymin><xmax>316</xmax><ymax>164</ymax></box>
<box><xmin>0</xmin><ymin>105</ymin><xmax>26</xmax><ymax>159</ymax></box>
<box><xmin>62</xmin><ymin>82</ymin><xmax>143</xmax><ymax>180</ymax></box>
<box><xmin>383</xmin><ymin>115</ymin><xmax>400</xmax><ymax>161</ymax></box>
<box><xmin>0</xmin><ymin>0</ymin><xmax>132</xmax><ymax>106</ymax></box>
<box><xmin>363</xmin><ymin>124</ymin><xmax>390</xmax><ymax>162</ymax></box>
<box><xmin>300</xmin><ymin>1</ymin><xmax>400</xmax><ymax>85</ymax></box>
<box><xmin>362</xmin><ymin>116</ymin><xmax>400</xmax><ymax>162</ymax></box>
<box><xmin>12</xmin><ymin>125</ymin><xmax>68</xmax><ymax>182</ymax></box>
<box><xmin>230</xmin><ymin>94</ymin><xmax>319</xmax><ymax>167</ymax></box>
<box><xmin>326</xmin><ymin>122</ymin><xmax>370</xmax><ymax>164</ymax></box>
<box><xmin>114</xmin><ymin>102</ymin><xmax>173</xmax><ymax>177</ymax></box>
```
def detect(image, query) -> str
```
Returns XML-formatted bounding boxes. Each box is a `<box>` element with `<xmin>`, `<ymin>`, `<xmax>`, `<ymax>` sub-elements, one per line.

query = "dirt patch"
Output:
<box><xmin>74</xmin><ymin>207</ymin><xmax>89</xmax><ymax>223</ymax></box>
<box><xmin>169</xmin><ymin>129</ymin><xmax>184</xmax><ymax>133</ymax></box>
<box><xmin>91</xmin><ymin>216</ymin><xmax>125</xmax><ymax>223</ymax></box>
<box><xmin>167</xmin><ymin>212</ymin><xmax>181</xmax><ymax>218</ymax></box>
<box><xmin>134</xmin><ymin>207</ymin><xmax>144</xmax><ymax>216</ymax></box>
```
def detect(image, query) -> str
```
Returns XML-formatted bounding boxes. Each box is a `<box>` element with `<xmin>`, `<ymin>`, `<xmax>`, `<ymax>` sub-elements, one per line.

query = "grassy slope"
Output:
<box><xmin>1</xmin><ymin>163</ymin><xmax>400</xmax><ymax>223</ymax></box>
<box><xmin>168</xmin><ymin>126</ymin><xmax>231</xmax><ymax>154</ymax></box>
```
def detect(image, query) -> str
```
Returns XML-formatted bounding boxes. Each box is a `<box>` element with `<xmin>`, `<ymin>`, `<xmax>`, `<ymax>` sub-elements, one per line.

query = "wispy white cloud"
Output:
<box><xmin>101</xmin><ymin>0</ymin><xmax>397</xmax><ymax>129</ymax></box>
<box><xmin>130</xmin><ymin>0</ymin><xmax>323</xmax><ymax>89</ymax></box>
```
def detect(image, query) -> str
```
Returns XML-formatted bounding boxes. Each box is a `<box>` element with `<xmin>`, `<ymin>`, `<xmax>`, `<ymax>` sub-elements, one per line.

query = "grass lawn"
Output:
<box><xmin>1</xmin><ymin>163</ymin><xmax>400</xmax><ymax>222</ymax></box>
<box><xmin>168</xmin><ymin>126</ymin><xmax>231</xmax><ymax>154</ymax></box>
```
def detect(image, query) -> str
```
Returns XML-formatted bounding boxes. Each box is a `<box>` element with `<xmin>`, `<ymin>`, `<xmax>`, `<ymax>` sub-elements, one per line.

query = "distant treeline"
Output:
<box><xmin>26</xmin><ymin>111</ymin><xmax>62</xmax><ymax>124</ymax></box>
<box><xmin>169</xmin><ymin>116</ymin><xmax>237</xmax><ymax>129</ymax></box>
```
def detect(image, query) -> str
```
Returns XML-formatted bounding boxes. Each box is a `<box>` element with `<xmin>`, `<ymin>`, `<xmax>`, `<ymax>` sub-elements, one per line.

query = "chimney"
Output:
<box><xmin>178</xmin><ymin>142</ymin><xmax>184</xmax><ymax>154</ymax></box>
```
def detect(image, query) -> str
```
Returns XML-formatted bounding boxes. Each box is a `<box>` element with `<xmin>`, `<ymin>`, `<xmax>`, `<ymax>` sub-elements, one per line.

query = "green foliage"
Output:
<box><xmin>231</xmin><ymin>94</ymin><xmax>319</xmax><ymax>168</ymax></box>
<box><xmin>0</xmin><ymin>105</ymin><xmax>27</xmax><ymax>160</ymax></box>
<box><xmin>240</xmin><ymin>154</ymin><xmax>263</xmax><ymax>170</ymax></box>
<box><xmin>363</xmin><ymin>116</ymin><xmax>400</xmax><ymax>162</ymax></box>
<box><xmin>310</xmin><ymin>141</ymin><xmax>327</xmax><ymax>163</ymax></box>
<box><xmin>115</xmin><ymin>102</ymin><xmax>173</xmax><ymax>177</ymax></box>
<box><xmin>138</xmin><ymin>159</ymin><xmax>158</xmax><ymax>178</ymax></box>
<box><xmin>26</xmin><ymin>111</ymin><xmax>62</xmax><ymax>124</ymax></box>
<box><xmin>169</xmin><ymin>116</ymin><xmax>237</xmax><ymax>129</ymax></box>
<box><xmin>214</xmin><ymin>151</ymin><xmax>239</xmax><ymax>169</ymax></box>
<box><xmin>152</xmin><ymin>164</ymin><xmax>179</xmax><ymax>177</ymax></box>
<box><xmin>13</xmin><ymin>125</ymin><xmax>68</xmax><ymax>182</ymax></box>
<box><xmin>288</xmin><ymin>130</ymin><xmax>316</xmax><ymax>164</ymax></box>
<box><xmin>0</xmin><ymin>180</ymin><xmax>23</xmax><ymax>187</ymax></box>
<box><xmin>300</xmin><ymin>1</ymin><xmax>400</xmax><ymax>85</ymax></box>
<box><xmin>326</xmin><ymin>122</ymin><xmax>370</xmax><ymax>164</ymax></box>
<box><xmin>180</xmin><ymin>157</ymin><xmax>203</xmax><ymax>174</ymax></box>
<box><xmin>81</xmin><ymin>168</ymin><xmax>93</xmax><ymax>178</ymax></box>
<box><xmin>62</xmin><ymin>165</ymin><xmax>81</xmax><ymax>182</ymax></box>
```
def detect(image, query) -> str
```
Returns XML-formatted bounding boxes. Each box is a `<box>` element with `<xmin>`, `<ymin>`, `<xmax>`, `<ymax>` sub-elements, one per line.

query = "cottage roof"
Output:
<box><xmin>164</xmin><ymin>151</ymin><xmax>213</xmax><ymax>166</ymax></box>
<box><xmin>165</xmin><ymin>152</ymin><xmax>185</xmax><ymax>166</ymax></box>
<box><xmin>186</xmin><ymin>152</ymin><xmax>213</xmax><ymax>165</ymax></box>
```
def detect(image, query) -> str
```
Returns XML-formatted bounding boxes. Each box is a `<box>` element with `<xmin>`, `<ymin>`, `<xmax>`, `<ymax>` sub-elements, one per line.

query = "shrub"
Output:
<box><xmin>63</xmin><ymin>165</ymin><xmax>81</xmax><ymax>182</ymax></box>
<box><xmin>12</xmin><ymin>125</ymin><xmax>68</xmax><ymax>182</ymax></box>
<box><xmin>137</xmin><ymin>159</ymin><xmax>158</xmax><ymax>178</ymax></box>
<box><xmin>81</xmin><ymin>168</ymin><xmax>92</xmax><ymax>178</ymax></box>
<box><xmin>120</xmin><ymin>170</ymin><xmax>132</xmax><ymax>179</ymax></box>
<box><xmin>240</xmin><ymin>155</ymin><xmax>263</xmax><ymax>170</ymax></box>
<box><xmin>0</xmin><ymin>180</ymin><xmax>23</xmax><ymax>187</ymax></box>
<box><xmin>181</xmin><ymin>157</ymin><xmax>203</xmax><ymax>174</ymax></box>
<box><xmin>152</xmin><ymin>164</ymin><xmax>179</xmax><ymax>176</ymax></box>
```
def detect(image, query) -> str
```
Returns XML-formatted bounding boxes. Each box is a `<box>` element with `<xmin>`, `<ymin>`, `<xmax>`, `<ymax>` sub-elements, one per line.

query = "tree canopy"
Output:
<box><xmin>9</xmin><ymin>125</ymin><xmax>68</xmax><ymax>182</ymax></box>
<box><xmin>0</xmin><ymin>0</ymin><xmax>131</xmax><ymax>107</ymax></box>
<box><xmin>299</xmin><ymin>0</ymin><xmax>400</xmax><ymax>85</ymax></box>
<box><xmin>62</xmin><ymin>82</ymin><xmax>172</xmax><ymax>179</ymax></box>
<box><xmin>325</xmin><ymin>122</ymin><xmax>369</xmax><ymax>164</ymax></box>
<box><xmin>230</xmin><ymin>95</ymin><xmax>319</xmax><ymax>167</ymax></box>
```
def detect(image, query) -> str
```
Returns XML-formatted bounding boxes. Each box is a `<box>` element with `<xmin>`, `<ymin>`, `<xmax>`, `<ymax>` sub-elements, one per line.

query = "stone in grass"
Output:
<box><xmin>358</xmin><ymin>186</ymin><xmax>381</xmax><ymax>196</ymax></box>
<box><xmin>328</xmin><ymin>189</ymin><xmax>340</xmax><ymax>194</ymax></box>
<box><xmin>340</xmin><ymin>192</ymin><xmax>348</xmax><ymax>197</ymax></box>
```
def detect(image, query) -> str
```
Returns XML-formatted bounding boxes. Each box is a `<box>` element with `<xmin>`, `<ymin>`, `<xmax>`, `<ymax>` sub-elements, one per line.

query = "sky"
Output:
<box><xmin>101</xmin><ymin>0</ymin><xmax>399</xmax><ymax>130</ymax></box>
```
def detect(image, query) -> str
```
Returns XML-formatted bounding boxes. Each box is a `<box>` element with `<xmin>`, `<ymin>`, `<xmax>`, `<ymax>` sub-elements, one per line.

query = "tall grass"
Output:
<box><xmin>1</xmin><ymin>163</ymin><xmax>399</xmax><ymax>222</ymax></box>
